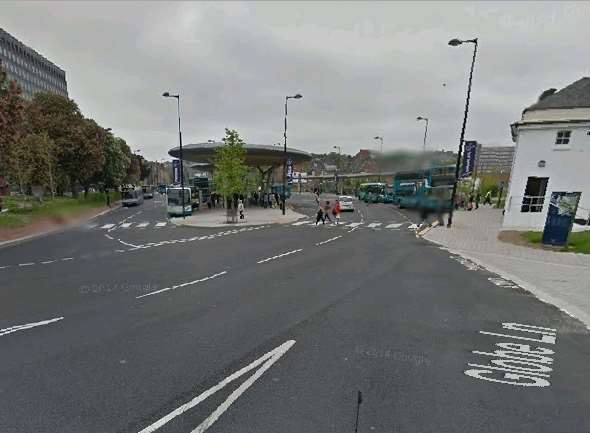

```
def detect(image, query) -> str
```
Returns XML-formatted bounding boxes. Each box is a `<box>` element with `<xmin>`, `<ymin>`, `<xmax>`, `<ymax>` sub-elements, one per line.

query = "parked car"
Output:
<box><xmin>338</xmin><ymin>195</ymin><xmax>355</xmax><ymax>212</ymax></box>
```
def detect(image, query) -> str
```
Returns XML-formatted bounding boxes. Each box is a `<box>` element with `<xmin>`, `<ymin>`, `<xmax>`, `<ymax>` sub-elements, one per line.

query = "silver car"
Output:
<box><xmin>338</xmin><ymin>195</ymin><xmax>355</xmax><ymax>212</ymax></box>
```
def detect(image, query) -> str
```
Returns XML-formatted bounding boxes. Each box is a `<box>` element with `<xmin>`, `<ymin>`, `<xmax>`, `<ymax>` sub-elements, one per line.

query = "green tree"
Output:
<box><xmin>0</xmin><ymin>65</ymin><xmax>26</xmax><ymax>189</ymax></box>
<box><xmin>214</xmin><ymin>129</ymin><xmax>248</xmax><ymax>222</ymax></box>
<box><xmin>17</xmin><ymin>132</ymin><xmax>56</xmax><ymax>196</ymax></box>
<box><xmin>76</xmin><ymin>118</ymin><xmax>107</xmax><ymax>196</ymax></box>
<box><xmin>97</xmin><ymin>135</ymin><xmax>131</xmax><ymax>190</ymax></box>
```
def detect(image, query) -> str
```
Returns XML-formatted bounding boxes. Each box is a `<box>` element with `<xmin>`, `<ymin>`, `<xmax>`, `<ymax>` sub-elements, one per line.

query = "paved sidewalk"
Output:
<box><xmin>424</xmin><ymin>207</ymin><xmax>590</xmax><ymax>328</ymax></box>
<box><xmin>171</xmin><ymin>206</ymin><xmax>306</xmax><ymax>228</ymax></box>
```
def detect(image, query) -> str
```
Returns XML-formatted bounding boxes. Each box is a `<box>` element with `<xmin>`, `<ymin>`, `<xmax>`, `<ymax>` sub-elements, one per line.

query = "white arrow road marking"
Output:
<box><xmin>100</xmin><ymin>223</ymin><xmax>115</xmax><ymax>229</ymax></box>
<box><xmin>347</xmin><ymin>222</ymin><xmax>363</xmax><ymax>228</ymax></box>
<box><xmin>367</xmin><ymin>222</ymin><xmax>382</xmax><ymax>228</ymax></box>
<box><xmin>136</xmin><ymin>271</ymin><xmax>227</xmax><ymax>299</ymax></box>
<box><xmin>136</xmin><ymin>222</ymin><xmax>150</xmax><ymax>228</ymax></box>
<box><xmin>0</xmin><ymin>316</ymin><xmax>64</xmax><ymax>337</ymax></box>
<box><xmin>257</xmin><ymin>249</ymin><xmax>303</xmax><ymax>264</ymax></box>
<box><xmin>155</xmin><ymin>222</ymin><xmax>167</xmax><ymax>228</ymax></box>
<box><xmin>136</xmin><ymin>340</ymin><xmax>296</xmax><ymax>433</ymax></box>
<box><xmin>291</xmin><ymin>220</ymin><xmax>310</xmax><ymax>226</ymax></box>
<box><xmin>385</xmin><ymin>223</ymin><xmax>403</xmax><ymax>229</ymax></box>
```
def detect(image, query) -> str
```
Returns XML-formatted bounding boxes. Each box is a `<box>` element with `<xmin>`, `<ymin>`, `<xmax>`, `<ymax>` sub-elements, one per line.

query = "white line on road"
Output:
<box><xmin>18</xmin><ymin>262</ymin><xmax>35</xmax><ymax>267</ymax></box>
<box><xmin>136</xmin><ymin>222</ymin><xmax>150</xmax><ymax>228</ymax></box>
<box><xmin>0</xmin><ymin>265</ymin><xmax>10</xmax><ymax>269</ymax></box>
<box><xmin>101</xmin><ymin>223</ymin><xmax>115</xmax><ymax>229</ymax></box>
<box><xmin>367</xmin><ymin>222</ymin><xmax>382</xmax><ymax>228</ymax></box>
<box><xmin>0</xmin><ymin>316</ymin><xmax>64</xmax><ymax>337</ymax></box>
<box><xmin>292</xmin><ymin>220</ymin><xmax>310</xmax><ymax>226</ymax></box>
<box><xmin>60</xmin><ymin>257</ymin><xmax>74</xmax><ymax>261</ymax></box>
<box><xmin>41</xmin><ymin>260</ymin><xmax>55</xmax><ymax>264</ymax></box>
<box><xmin>346</xmin><ymin>222</ymin><xmax>363</xmax><ymax>228</ymax></box>
<box><xmin>155</xmin><ymin>222</ymin><xmax>167</xmax><ymax>228</ymax></box>
<box><xmin>105</xmin><ymin>234</ymin><xmax>114</xmax><ymax>240</ymax></box>
<box><xmin>136</xmin><ymin>340</ymin><xmax>296</xmax><ymax>433</ymax></box>
<box><xmin>117</xmin><ymin>239</ymin><xmax>140</xmax><ymax>248</ymax></box>
<box><xmin>385</xmin><ymin>223</ymin><xmax>403</xmax><ymax>229</ymax></box>
<box><xmin>120</xmin><ymin>222</ymin><xmax>133</xmax><ymax>229</ymax></box>
<box><xmin>315</xmin><ymin>236</ymin><xmax>342</xmax><ymax>246</ymax></box>
<box><xmin>256</xmin><ymin>248</ymin><xmax>303</xmax><ymax>264</ymax></box>
<box><xmin>136</xmin><ymin>271</ymin><xmax>227</xmax><ymax>299</ymax></box>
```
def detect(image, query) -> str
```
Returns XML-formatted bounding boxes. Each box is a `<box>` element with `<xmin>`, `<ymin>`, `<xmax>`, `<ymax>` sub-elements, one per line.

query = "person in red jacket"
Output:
<box><xmin>332</xmin><ymin>200</ymin><xmax>342</xmax><ymax>225</ymax></box>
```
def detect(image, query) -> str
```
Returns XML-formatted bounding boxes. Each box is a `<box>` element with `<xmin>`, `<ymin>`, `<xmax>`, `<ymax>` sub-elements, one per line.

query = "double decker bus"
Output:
<box><xmin>358</xmin><ymin>182</ymin><xmax>386</xmax><ymax>203</ymax></box>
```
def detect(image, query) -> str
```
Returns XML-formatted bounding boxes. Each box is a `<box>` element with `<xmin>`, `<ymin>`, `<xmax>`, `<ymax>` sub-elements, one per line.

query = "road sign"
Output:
<box><xmin>172</xmin><ymin>159</ymin><xmax>181</xmax><ymax>183</ymax></box>
<box><xmin>461</xmin><ymin>141</ymin><xmax>477</xmax><ymax>178</ymax></box>
<box><xmin>542</xmin><ymin>191</ymin><xmax>581</xmax><ymax>246</ymax></box>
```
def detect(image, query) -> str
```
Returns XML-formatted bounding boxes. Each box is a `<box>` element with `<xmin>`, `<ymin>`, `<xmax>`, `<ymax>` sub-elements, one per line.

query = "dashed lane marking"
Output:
<box><xmin>155</xmin><ymin>222</ymin><xmax>167</xmax><ymax>228</ymax></box>
<box><xmin>120</xmin><ymin>223</ymin><xmax>133</xmax><ymax>229</ymax></box>
<box><xmin>136</xmin><ymin>271</ymin><xmax>227</xmax><ymax>299</ymax></box>
<box><xmin>0</xmin><ymin>316</ymin><xmax>64</xmax><ymax>337</ymax></box>
<box><xmin>257</xmin><ymin>248</ymin><xmax>303</xmax><ymax>264</ymax></box>
<box><xmin>100</xmin><ymin>223</ymin><xmax>116</xmax><ymax>229</ymax></box>
<box><xmin>315</xmin><ymin>236</ymin><xmax>342</xmax><ymax>246</ymax></box>
<box><xmin>136</xmin><ymin>222</ymin><xmax>150</xmax><ymax>228</ymax></box>
<box><xmin>367</xmin><ymin>222</ymin><xmax>382</xmax><ymax>228</ymax></box>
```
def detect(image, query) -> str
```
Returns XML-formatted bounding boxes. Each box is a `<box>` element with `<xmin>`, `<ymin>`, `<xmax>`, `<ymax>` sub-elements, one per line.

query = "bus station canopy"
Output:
<box><xmin>169</xmin><ymin>142</ymin><xmax>312</xmax><ymax>167</ymax></box>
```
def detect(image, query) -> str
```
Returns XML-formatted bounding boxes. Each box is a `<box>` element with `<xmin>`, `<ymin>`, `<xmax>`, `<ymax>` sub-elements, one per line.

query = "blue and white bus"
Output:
<box><xmin>166</xmin><ymin>186</ymin><xmax>192</xmax><ymax>217</ymax></box>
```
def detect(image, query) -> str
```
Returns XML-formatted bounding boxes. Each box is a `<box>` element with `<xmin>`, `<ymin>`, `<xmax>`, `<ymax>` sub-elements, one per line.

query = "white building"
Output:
<box><xmin>503</xmin><ymin>77</ymin><xmax>590</xmax><ymax>230</ymax></box>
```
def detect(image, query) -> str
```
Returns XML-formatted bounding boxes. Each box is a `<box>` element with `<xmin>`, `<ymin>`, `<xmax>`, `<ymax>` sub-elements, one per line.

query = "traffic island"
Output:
<box><xmin>170</xmin><ymin>206</ymin><xmax>306</xmax><ymax>228</ymax></box>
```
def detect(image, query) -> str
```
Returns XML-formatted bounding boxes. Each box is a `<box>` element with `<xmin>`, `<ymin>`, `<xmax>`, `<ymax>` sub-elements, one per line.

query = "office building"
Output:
<box><xmin>475</xmin><ymin>144</ymin><xmax>515</xmax><ymax>175</ymax></box>
<box><xmin>0</xmin><ymin>28</ymin><xmax>68</xmax><ymax>100</ymax></box>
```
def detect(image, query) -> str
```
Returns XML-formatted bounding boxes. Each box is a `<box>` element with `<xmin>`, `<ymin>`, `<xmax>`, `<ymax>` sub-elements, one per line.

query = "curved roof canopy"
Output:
<box><xmin>169</xmin><ymin>142</ymin><xmax>312</xmax><ymax>166</ymax></box>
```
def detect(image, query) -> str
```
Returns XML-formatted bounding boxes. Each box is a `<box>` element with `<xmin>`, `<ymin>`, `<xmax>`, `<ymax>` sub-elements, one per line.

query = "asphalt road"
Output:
<box><xmin>1</xmin><ymin>193</ymin><xmax>589</xmax><ymax>433</ymax></box>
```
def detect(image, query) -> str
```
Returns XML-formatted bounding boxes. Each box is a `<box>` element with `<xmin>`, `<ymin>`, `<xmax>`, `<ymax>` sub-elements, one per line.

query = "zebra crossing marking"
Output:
<box><xmin>120</xmin><ymin>223</ymin><xmax>133</xmax><ymax>229</ymax></box>
<box><xmin>385</xmin><ymin>223</ymin><xmax>403</xmax><ymax>229</ymax></box>
<box><xmin>367</xmin><ymin>222</ymin><xmax>382</xmax><ymax>228</ymax></box>
<box><xmin>155</xmin><ymin>222</ymin><xmax>167</xmax><ymax>228</ymax></box>
<box><xmin>136</xmin><ymin>222</ymin><xmax>150</xmax><ymax>228</ymax></box>
<box><xmin>100</xmin><ymin>223</ymin><xmax>116</xmax><ymax>229</ymax></box>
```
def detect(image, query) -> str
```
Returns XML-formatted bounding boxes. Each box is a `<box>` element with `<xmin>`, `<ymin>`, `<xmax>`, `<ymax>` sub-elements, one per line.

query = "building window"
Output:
<box><xmin>521</xmin><ymin>176</ymin><xmax>549</xmax><ymax>213</ymax></box>
<box><xmin>555</xmin><ymin>130</ymin><xmax>571</xmax><ymax>145</ymax></box>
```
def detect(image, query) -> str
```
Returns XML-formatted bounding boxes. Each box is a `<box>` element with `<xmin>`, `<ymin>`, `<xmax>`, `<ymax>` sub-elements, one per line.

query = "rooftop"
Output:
<box><xmin>524</xmin><ymin>77</ymin><xmax>590</xmax><ymax>112</ymax></box>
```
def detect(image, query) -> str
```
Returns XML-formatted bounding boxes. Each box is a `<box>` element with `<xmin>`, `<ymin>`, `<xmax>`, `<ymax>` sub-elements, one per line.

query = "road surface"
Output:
<box><xmin>1</xmin><ymin>193</ymin><xmax>589</xmax><ymax>433</ymax></box>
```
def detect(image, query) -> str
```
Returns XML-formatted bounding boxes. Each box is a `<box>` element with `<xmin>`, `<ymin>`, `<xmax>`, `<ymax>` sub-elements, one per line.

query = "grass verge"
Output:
<box><xmin>521</xmin><ymin>230</ymin><xmax>590</xmax><ymax>254</ymax></box>
<box><xmin>0</xmin><ymin>192</ymin><xmax>119</xmax><ymax>229</ymax></box>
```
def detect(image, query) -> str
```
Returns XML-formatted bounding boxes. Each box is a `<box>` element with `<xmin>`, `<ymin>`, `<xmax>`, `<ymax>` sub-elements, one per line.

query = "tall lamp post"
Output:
<box><xmin>283</xmin><ymin>93</ymin><xmax>303</xmax><ymax>215</ymax></box>
<box><xmin>333</xmin><ymin>145</ymin><xmax>341</xmax><ymax>194</ymax></box>
<box><xmin>416</xmin><ymin>116</ymin><xmax>429</xmax><ymax>152</ymax></box>
<box><xmin>447</xmin><ymin>37</ymin><xmax>478</xmax><ymax>228</ymax></box>
<box><xmin>162</xmin><ymin>91</ymin><xmax>186</xmax><ymax>218</ymax></box>
<box><xmin>373</xmin><ymin>136</ymin><xmax>383</xmax><ymax>182</ymax></box>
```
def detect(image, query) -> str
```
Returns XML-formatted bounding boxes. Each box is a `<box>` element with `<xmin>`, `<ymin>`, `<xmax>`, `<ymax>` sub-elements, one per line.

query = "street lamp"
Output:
<box><xmin>162</xmin><ymin>91</ymin><xmax>186</xmax><ymax>218</ymax></box>
<box><xmin>373</xmin><ymin>136</ymin><xmax>383</xmax><ymax>181</ymax></box>
<box><xmin>416</xmin><ymin>116</ymin><xmax>429</xmax><ymax>152</ymax></box>
<box><xmin>446</xmin><ymin>37</ymin><xmax>478</xmax><ymax>228</ymax></box>
<box><xmin>283</xmin><ymin>93</ymin><xmax>303</xmax><ymax>215</ymax></box>
<box><xmin>333</xmin><ymin>145</ymin><xmax>342</xmax><ymax>194</ymax></box>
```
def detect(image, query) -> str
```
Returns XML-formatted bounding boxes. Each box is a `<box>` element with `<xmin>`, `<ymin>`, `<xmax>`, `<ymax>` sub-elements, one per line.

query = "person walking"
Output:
<box><xmin>332</xmin><ymin>200</ymin><xmax>341</xmax><ymax>225</ymax></box>
<box><xmin>475</xmin><ymin>192</ymin><xmax>481</xmax><ymax>209</ymax></box>
<box><xmin>323</xmin><ymin>200</ymin><xmax>332</xmax><ymax>223</ymax></box>
<box><xmin>467</xmin><ymin>193</ymin><xmax>474</xmax><ymax>211</ymax></box>
<box><xmin>315</xmin><ymin>205</ymin><xmax>324</xmax><ymax>226</ymax></box>
<box><xmin>238</xmin><ymin>199</ymin><xmax>245</xmax><ymax>220</ymax></box>
<box><xmin>484</xmin><ymin>190</ymin><xmax>492</xmax><ymax>206</ymax></box>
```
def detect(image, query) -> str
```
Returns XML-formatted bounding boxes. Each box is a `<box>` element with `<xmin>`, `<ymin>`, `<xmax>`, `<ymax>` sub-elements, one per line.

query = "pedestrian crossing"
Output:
<box><xmin>83</xmin><ymin>221</ymin><xmax>173</xmax><ymax>231</ymax></box>
<box><xmin>291</xmin><ymin>220</ymin><xmax>415</xmax><ymax>231</ymax></box>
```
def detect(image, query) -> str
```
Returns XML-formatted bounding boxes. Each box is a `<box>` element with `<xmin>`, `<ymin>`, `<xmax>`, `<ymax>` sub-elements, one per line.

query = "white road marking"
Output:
<box><xmin>315</xmin><ymin>235</ymin><xmax>342</xmax><ymax>246</ymax></box>
<box><xmin>105</xmin><ymin>234</ymin><xmax>114</xmax><ymax>240</ymax></box>
<box><xmin>367</xmin><ymin>222</ymin><xmax>382</xmax><ymax>228</ymax></box>
<box><xmin>347</xmin><ymin>222</ymin><xmax>363</xmax><ymax>228</ymax></box>
<box><xmin>257</xmin><ymin>248</ymin><xmax>303</xmax><ymax>264</ymax></box>
<box><xmin>0</xmin><ymin>265</ymin><xmax>10</xmax><ymax>269</ymax></box>
<box><xmin>41</xmin><ymin>260</ymin><xmax>55</xmax><ymax>264</ymax></box>
<box><xmin>155</xmin><ymin>222</ymin><xmax>167</xmax><ymax>228</ymax></box>
<box><xmin>117</xmin><ymin>239</ymin><xmax>140</xmax><ymax>248</ymax></box>
<box><xmin>0</xmin><ymin>316</ymin><xmax>64</xmax><ymax>337</ymax></box>
<box><xmin>136</xmin><ymin>340</ymin><xmax>295</xmax><ymax>433</ymax></box>
<box><xmin>136</xmin><ymin>222</ymin><xmax>150</xmax><ymax>228</ymax></box>
<box><xmin>292</xmin><ymin>220</ymin><xmax>310</xmax><ymax>226</ymax></box>
<box><xmin>385</xmin><ymin>223</ymin><xmax>403</xmax><ymax>229</ymax></box>
<box><xmin>60</xmin><ymin>257</ymin><xmax>74</xmax><ymax>261</ymax></box>
<box><xmin>136</xmin><ymin>271</ymin><xmax>227</xmax><ymax>299</ymax></box>
<box><xmin>408</xmin><ymin>223</ymin><xmax>419</xmax><ymax>230</ymax></box>
<box><xmin>19</xmin><ymin>262</ymin><xmax>35</xmax><ymax>267</ymax></box>
<box><xmin>101</xmin><ymin>223</ymin><xmax>115</xmax><ymax>229</ymax></box>
<box><xmin>120</xmin><ymin>222</ymin><xmax>133</xmax><ymax>229</ymax></box>
<box><xmin>85</xmin><ymin>223</ymin><xmax>98</xmax><ymax>229</ymax></box>
<box><xmin>115</xmin><ymin>249</ymin><xmax>126</xmax><ymax>253</ymax></box>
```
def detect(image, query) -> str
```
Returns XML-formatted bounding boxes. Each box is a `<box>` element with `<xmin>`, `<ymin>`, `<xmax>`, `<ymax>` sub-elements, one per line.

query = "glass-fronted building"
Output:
<box><xmin>0</xmin><ymin>28</ymin><xmax>68</xmax><ymax>100</ymax></box>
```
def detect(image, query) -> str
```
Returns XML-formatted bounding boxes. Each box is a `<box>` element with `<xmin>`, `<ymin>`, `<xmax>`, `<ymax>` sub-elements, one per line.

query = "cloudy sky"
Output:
<box><xmin>2</xmin><ymin>1</ymin><xmax>590</xmax><ymax>160</ymax></box>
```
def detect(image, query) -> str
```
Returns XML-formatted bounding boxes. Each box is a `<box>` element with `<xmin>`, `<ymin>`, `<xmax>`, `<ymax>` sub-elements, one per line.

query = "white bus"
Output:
<box><xmin>122</xmin><ymin>186</ymin><xmax>144</xmax><ymax>207</ymax></box>
<box><xmin>167</xmin><ymin>186</ymin><xmax>192</xmax><ymax>217</ymax></box>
